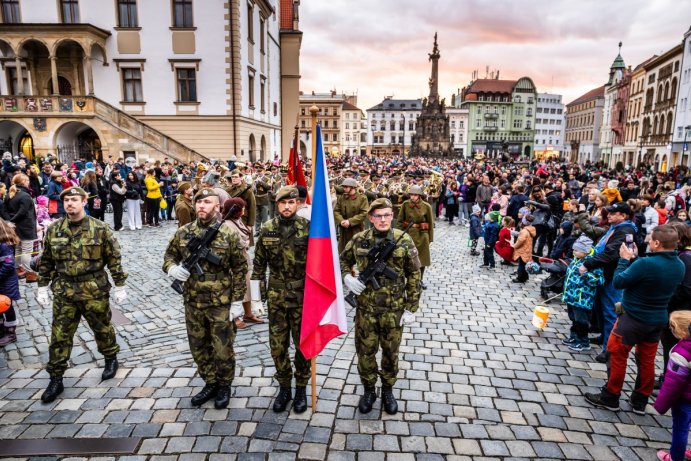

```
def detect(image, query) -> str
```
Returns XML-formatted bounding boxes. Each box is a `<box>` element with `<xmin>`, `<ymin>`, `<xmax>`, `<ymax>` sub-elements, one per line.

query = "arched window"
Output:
<box><xmin>653</xmin><ymin>116</ymin><xmax>659</xmax><ymax>135</ymax></box>
<box><xmin>658</xmin><ymin>85</ymin><xmax>664</xmax><ymax>103</ymax></box>
<box><xmin>671</xmin><ymin>78</ymin><xmax>677</xmax><ymax>100</ymax></box>
<box><xmin>666</xmin><ymin>112</ymin><xmax>673</xmax><ymax>135</ymax></box>
<box><xmin>664</xmin><ymin>82</ymin><xmax>670</xmax><ymax>101</ymax></box>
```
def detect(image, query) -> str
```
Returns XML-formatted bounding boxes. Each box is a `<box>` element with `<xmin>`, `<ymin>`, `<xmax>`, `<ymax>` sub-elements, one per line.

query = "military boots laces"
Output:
<box><xmin>191</xmin><ymin>384</ymin><xmax>218</xmax><ymax>406</ymax></box>
<box><xmin>358</xmin><ymin>387</ymin><xmax>377</xmax><ymax>414</ymax></box>
<box><xmin>273</xmin><ymin>386</ymin><xmax>292</xmax><ymax>412</ymax></box>
<box><xmin>41</xmin><ymin>377</ymin><xmax>64</xmax><ymax>403</ymax></box>
<box><xmin>381</xmin><ymin>385</ymin><xmax>398</xmax><ymax>415</ymax></box>
<box><xmin>101</xmin><ymin>358</ymin><xmax>119</xmax><ymax>381</ymax></box>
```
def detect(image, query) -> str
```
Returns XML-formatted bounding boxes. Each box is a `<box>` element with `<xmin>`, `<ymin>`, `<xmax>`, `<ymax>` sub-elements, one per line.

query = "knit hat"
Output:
<box><xmin>471</xmin><ymin>204</ymin><xmax>481</xmax><ymax>214</ymax></box>
<box><xmin>489</xmin><ymin>211</ymin><xmax>502</xmax><ymax>223</ymax></box>
<box><xmin>572</xmin><ymin>235</ymin><xmax>594</xmax><ymax>254</ymax></box>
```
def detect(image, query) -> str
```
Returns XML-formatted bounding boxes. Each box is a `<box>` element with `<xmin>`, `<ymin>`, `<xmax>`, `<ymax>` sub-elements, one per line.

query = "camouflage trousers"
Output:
<box><xmin>185</xmin><ymin>304</ymin><xmax>236</xmax><ymax>386</ymax></box>
<box><xmin>47</xmin><ymin>297</ymin><xmax>119</xmax><ymax>377</ymax></box>
<box><xmin>355</xmin><ymin>307</ymin><xmax>403</xmax><ymax>388</ymax></box>
<box><xmin>268</xmin><ymin>291</ymin><xmax>310</xmax><ymax>387</ymax></box>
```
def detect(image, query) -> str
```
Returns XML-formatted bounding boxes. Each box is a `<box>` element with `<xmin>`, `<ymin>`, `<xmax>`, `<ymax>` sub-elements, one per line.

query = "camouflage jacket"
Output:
<box><xmin>38</xmin><ymin>216</ymin><xmax>127</xmax><ymax>301</ymax></box>
<box><xmin>340</xmin><ymin>228</ymin><xmax>422</xmax><ymax>313</ymax></box>
<box><xmin>251</xmin><ymin>215</ymin><xmax>309</xmax><ymax>293</ymax></box>
<box><xmin>163</xmin><ymin>218</ymin><xmax>247</xmax><ymax>308</ymax></box>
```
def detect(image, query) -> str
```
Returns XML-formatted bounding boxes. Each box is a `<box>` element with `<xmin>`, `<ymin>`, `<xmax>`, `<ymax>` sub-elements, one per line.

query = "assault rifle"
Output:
<box><xmin>344</xmin><ymin>222</ymin><xmax>413</xmax><ymax>307</ymax></box>
<box><xmin>171</xmin><ymin>202</ymin><xmax>240</xmax><ymax>295</ymax></box>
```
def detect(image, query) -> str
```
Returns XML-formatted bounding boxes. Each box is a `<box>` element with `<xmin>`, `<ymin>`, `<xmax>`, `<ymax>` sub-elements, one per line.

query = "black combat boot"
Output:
<box><xmin>101</xmin><ymin>357</ymin><xmax>119</xmax><ymax>381</ymax></box>
<box><xmin>358</xmin><ymin>387</ymin><xmax>377</xmax><ymax>414</ymax></box>
<box><xmin>191</xmin><ymin>383</ymin><xmax>218</xmax><ymax>406</ymax></box>
<box><xmin>293</xmin><ymin>386</ymin><xmax>307</xmax><ymax>413</ymax></box>
<box><xmin>381</xmin><ymin>385</ymin><xmax>398</xmax><ymax>415</ymax></box>
<box><xmin>585</xmin><ymin>387</ymin><xmax>620</xmax><ymax>412</ymax></box>
<box><xmin>272</xmin><ymin>386</ymin><xmax>292</xmax><ymax>413</ymax></box>
<box><xmin>41</xmin><ymin>377</ymin><xmax>64</xmax><ymax>403</ymax></box>
<box><xmin>214</xmin><ymin>385</ymin><xmax>231</xmax><ymax>409</ymax></box>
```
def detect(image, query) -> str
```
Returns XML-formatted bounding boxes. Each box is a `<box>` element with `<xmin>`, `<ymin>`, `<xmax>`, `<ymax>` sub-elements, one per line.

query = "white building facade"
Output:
<box><xmin>673</xmin><ymin>27</ymin><xmax>691</xmax><ymax>167</ymax></box>
<box><xmin>0</xmin><ymin>0</ymin><xmax>298</xmax><ymax>162</ymax></box>
<box><xmin>366</xmin><ymin>97</ymin><xmax>421</xmax><ymax>156</ymax></box>
<box><xmin>446</xmin><ymin>107</ymin><xmax>468</xmax><ymax>157</ymax></box>
<box><xmin>341</xmin><ymin>101</ymin><xmax>365</xmax><ymax>156</ymax></box>
<box><xmin>534</xmin><ymin>93</ymin><xmax>565</xmax><ymax>159</ymax></box>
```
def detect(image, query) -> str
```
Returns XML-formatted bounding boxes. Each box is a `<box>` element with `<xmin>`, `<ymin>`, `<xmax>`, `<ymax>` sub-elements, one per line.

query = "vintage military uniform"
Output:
<box><xmin>396</xmin><ymin>187</ymin><xmax>434</xmax><ymax>268</ymax></box>
<box><xmin>251</xmin><ymin>187</ymin><xmax>311</xmax><ymax>393</ymax></box>
<box><xmin>254</xmin><ymin>173</ymin><xmax>272</xmax><ymax>232</ymax></box>
<box><xmin>175</xmin><ymin>182</ymin><xmax>195</xmax><ymax>227</ymax></box>
<box><xmin>162</xmin><ymin>203</ymin><xmax>247</xmax><ymax>388</ymax></box>
<box><xmin>340</xmin><ymin>201</ymin><xmax>422</xmax><ymax>393</ymax></box>
<box><xmin>38</xmin><ymin>201</ymin><xmax>128</xmax><ymax>378</ymax></box>
<box><xmin>333</xmin><ymin>179</ymin><xmax>369</xmax><ymax>253</ymax></box>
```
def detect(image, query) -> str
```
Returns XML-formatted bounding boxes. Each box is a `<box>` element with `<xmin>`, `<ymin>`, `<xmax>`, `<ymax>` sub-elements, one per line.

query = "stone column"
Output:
<box><xmin>50</xmin><ymin>56</ymin><xmax>59</xmax><ymax>95</ymax></box>
<box><xmin>14</xmin><ymin>56</ymin><xmax>24</xmax><ymax>95</ymax></box>
<box><xmin>84</xmin><ymin>56</ymin><xmax>94</xmax><ymax>95</ymax></box>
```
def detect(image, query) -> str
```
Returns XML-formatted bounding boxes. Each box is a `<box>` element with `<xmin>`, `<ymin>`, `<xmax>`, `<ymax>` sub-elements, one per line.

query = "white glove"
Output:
<box><xmin>230</xmin><ymin>302</ymin><xmax>244</xmax><ymax>319</ymax></box>
<box><xmin>167</xmin><ymin>265</ymin><xmax>190</xmax><ymax>282</ymax></box>
<box><xmin>252</xmin><ymin>300</ymin><xmax>265</xmax><ymax>317</ymax></box>
<box><xmin>113</xmin><ymin>286</ymin><xmax>127</xmax><ymax>304</ymax></box>
<box><xmin>344</xmin><ymin>274</ymin><xmax>366</xmax><ymax>295</ymax></box>
<box><xmin>400</xmin><ymin>310</ymin><xmax>416</xmax><ymax>326</ymax></box>
<box><xmin>37</xmin><ymin>286</ymin><xmax>51</xmax><ymax>307</ymax></box>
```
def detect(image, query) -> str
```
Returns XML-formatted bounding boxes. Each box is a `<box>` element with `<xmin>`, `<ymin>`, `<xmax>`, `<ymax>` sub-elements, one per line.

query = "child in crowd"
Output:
<box><xmin>495</xmin><ymin>216</ymin><xmax>515</xmax><ymax>265</ymax></box>
<box><xmin>468</xmin><ymin>204</ymin><xmax>482</xmax><ymax>256</ymax></box>
<box><xmin>0</xmin><ymin>219</ymin><xmax>21</xmax><ymax>346</ymax></box>
<box><xmin>654</xmin><ymin>310</ymin><xmax>691</xmax><ymax>461</ymax></box>
<box><xmin>561</xmin><ymin>235</ymin><xmax>604</xmax><ymax>351</ymax></box>
<box><xmin>35</xmin><ymin>196</ymin><xmax>54</xmax><ymax>238</ymax></box>
<box><xmin>481</xmin><ymin>211</ymin><xmax>500</xmax><ymax>269</ymax></box>
<box><xmin>511</xmin><ymin>213</ymin><xmax>535</xmax><ymax>283</ymax></box>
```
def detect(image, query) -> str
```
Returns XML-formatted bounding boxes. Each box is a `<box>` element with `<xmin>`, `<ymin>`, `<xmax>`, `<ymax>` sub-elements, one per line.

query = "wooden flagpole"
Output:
<box><xmin>309</xmin><ymin>105</ymin><xmax>319</xmax><ymax>411</ymax></box>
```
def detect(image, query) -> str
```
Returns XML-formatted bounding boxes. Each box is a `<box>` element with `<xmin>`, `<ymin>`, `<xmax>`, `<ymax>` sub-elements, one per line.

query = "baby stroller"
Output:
<box><xmin>538</xmin><ymin>256</ymin><xmax>569</xmax><ymax>301</ymax></box>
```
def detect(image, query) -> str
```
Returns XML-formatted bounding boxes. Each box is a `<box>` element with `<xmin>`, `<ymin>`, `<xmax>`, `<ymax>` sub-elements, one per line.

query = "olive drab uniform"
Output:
<box><xmin>162</xmin><ymin>219</ymin><xmax>247</xmax><ymax>386</ymax></box>
<box><xmin>396</xmin><ymin>199</ymin><xmax>434</xmax><ymax>267</ymax></box>
<box><xmin>333</xmin><ymin>192</ymin><xmax>369</xmax><ymax>253</ymax></box>
<box><xmin>340</xmin><ymin>228</ymin><xmax>422</xmax><ymax>388</ymax></box>
<box><xmin>251</xmin><ymin>215</ymin><xmax>311</xmax><ymax>387</ymax></box>
<box><xmin>38</xmin><ymin>216</ymin><xmax>128</xmax><ymax>377</ymax></box>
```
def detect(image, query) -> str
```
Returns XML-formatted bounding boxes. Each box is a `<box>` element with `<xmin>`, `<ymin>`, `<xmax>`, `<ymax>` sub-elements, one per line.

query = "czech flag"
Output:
<box><xmin>300</xmin><ymin>124</ymin><xmax>347</xmax><ymax>359</ymax></box>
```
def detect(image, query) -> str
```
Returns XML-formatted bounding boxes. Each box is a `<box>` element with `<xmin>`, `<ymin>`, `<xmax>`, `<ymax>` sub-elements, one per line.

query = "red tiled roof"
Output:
<box><xmin>466</xmin><ymin>79</ymin><xmax>517</xmax><ymax>94</ymax></box>
<box><xmin>567</xmin><ymin>85</ymin><xmax>605</xmax><ymax>107</ymax></box>
<box><xmin>341</xmin><ymin>101</ymin><xmax>360</xmax><ymax>111</ymax></box>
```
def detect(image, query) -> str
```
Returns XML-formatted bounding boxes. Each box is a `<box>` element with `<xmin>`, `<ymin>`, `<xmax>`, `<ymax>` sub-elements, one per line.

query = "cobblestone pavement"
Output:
<box><xmin>0</xmin><ymin>217</ymin><xmax>683</xmax><ymax>460</ymax></box>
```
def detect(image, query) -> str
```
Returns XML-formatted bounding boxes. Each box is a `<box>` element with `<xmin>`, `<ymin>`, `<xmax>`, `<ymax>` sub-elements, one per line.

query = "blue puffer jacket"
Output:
<box><xmin>0</xmin><ymin>242</ymin><xmax>20</xmax><ymax>300</ymax></box>
<box><xmin>469</xmin><ymin>214</ymin><xmax>482</xmax><ymax>239</ymax></box>
<box><xmin>562</xmin><ymin>254</ymin><xmax>604</xmax><ymax>310</ymax></box>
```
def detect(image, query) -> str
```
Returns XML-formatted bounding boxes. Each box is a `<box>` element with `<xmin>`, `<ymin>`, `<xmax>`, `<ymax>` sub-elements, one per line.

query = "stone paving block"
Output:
<box><xmin>298</xmin><ymin>442</ymin><xmax>327</xmax><ymax>460</ymax></box>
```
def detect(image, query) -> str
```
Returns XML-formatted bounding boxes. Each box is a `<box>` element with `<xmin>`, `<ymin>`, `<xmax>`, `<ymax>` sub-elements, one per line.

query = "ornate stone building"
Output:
<box><xmin>410</xmin><ymin>34</ymin><xmax>451</xmax><ymax>157</ymax></box>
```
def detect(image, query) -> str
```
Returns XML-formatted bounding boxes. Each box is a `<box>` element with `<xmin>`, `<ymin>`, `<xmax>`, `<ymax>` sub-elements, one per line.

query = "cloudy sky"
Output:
<box><xmin>299</xmin><ymin>0</ymin><xmax>691</xmax><ymax>111</ymax></box>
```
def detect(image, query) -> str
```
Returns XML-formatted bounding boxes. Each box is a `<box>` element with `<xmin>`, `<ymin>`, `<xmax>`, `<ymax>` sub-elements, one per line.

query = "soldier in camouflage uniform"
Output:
<box><xmin>333</xmin><ymin>178</ymin><xmax>369</xmax><ymax>253</ymax></box>
<box><xmin>341</xmin><ymin>198</ymin><xmax>422</xmax><ymax>415</ymax></box>
<box><xmin>163</xmin><ymin>188</ymin><xmax>248</xmax><ymax>409</ymax></box>
<box><xmin>251</xmin><ymin>186</ymin><xmax>311</xmax><ymax>414</ymax></box>
<box><xmin>396</xmin><ymin>185</ymin><xmax>434</xmax><ymax>290</ymax></box>
<box><xmin>37</xmin><ymin>187</ymin><xmax>128</xmax><ymax>403</ymax></box>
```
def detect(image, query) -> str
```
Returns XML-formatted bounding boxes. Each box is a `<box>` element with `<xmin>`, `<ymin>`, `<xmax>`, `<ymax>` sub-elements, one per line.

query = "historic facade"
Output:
<box><xmin>534</xmin><ymin>93</ymin><xmax>565</xmax><ymax>160</ymax></box>
<box><xmin>446</xmin><ymin>106</ymin><xmax>469</xmax><ymax>157</ymax></box>
<box><xmin>366</xmin><ymin>97</ymin><xmax>421</xmax><ymax>156</ymax></box>
<box><xmin>297</xmin><ymin>91</ymin><xmax>358</xmax><ymax>157</ymax></box>
<box><xmin>600</xmin><ymin>43</ymin><xmax>630</xmax><ymax>167</ymax></box>
<box><xmin>0</xmin><ymin>0</ymin><xmax>301</xmax><ymax>163</ymax></box>
<box><xmin>672</xmin><ymin>26</ymin><xmax>691</xmax><ymax>167</ymax></box>
<box><xmin>565</xmin><ymin>86</ymin><xmax>605</xmax><ymax>163</ymax></box>
<box><xmin>459</xmin><ymin>76</ymin><xmax>537</xmax><ymax>160</ymax></box>
<box><xmin>341</xmin><ymin>100</ymin><xmax>365</xmax><ymax>156</ymax></box>
<box><xmin>410</xmin><ymin>34</ymin><xmax>451</xmax><ymax>157</ymax></box>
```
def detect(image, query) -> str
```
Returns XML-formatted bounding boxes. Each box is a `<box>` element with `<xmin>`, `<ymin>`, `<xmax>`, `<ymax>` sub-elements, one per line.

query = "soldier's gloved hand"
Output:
<box><xmin>36</xmin><ymin>286</ymin><xmax>51</xmax><ymax>306</ymax></box>
<box><xmin>167</xmin><ymin>265</ymin><xmax>190</xmax><ymax>282</ymax></box>
<box><xmin>113</xmin><ymin>286</ymin><xmax>127</xmax><ymax>304</ymax></box>
<box><xmin>400</xmin><ymin>310</ymin><xmax>416</xmax><ymax>326</ymax></box>
<box><xmin>230</xmin><ymin>302</ymin><xmax>244</xmax><ymax>319</ymax></box>
<box><xmin>252</xmin><ymin>300</ymin><xmax>265</xmax><ymax>317</ymax></box>
<box><xmin>344</xmin><ymin>274</ymin><xmax>366</xmax><ymax>295</ymax></box>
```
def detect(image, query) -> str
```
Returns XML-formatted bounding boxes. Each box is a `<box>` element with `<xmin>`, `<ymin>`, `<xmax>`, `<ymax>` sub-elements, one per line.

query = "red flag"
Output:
<box><xmin>287</xmin><ymin>145</ymin><xmax>310</xmax><ymax>204</ymax></box>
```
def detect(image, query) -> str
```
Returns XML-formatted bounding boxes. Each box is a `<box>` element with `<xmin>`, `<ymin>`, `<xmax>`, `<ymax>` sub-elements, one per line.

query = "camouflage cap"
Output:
<box><xmin>276</xmin><ymin>185</ymin><xmax>299</xmax><ymax>202</ymax></box>
<box><xmin>341</xmin><ymin>178</ymin><xmax>358</xmax><ymax>188</ymax></box>
<box><xmin>193</xmin><ymin>188</ymin><xmax>219</xmax><ymax>201</ymax></box>
<box><xmin>59</xmin><ymin>186</ymin><xmax>88</xmax><ymax>200</ymax></box>
<box><xmin>409</xmin><ymin>185</ymin><xmax>424</xmax><ymax>195</ymax></box>
<box><xmin>368</xmin><ymin>198</ymin><xmax>393</xmax><ymax>214</ymax></box>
